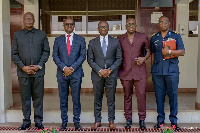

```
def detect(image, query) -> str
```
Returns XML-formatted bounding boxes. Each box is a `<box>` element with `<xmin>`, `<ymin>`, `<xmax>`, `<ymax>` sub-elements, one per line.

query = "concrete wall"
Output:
<box><xmin>0</xmin><ymin>0</ymin><xmax>13</xmax><ymax>123</ymax></box>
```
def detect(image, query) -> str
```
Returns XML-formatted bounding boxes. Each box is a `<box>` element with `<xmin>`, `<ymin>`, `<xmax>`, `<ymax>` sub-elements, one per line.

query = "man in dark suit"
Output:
<box><xmin>87</xmin><ymin>21</ymin><xmax>122</xmax><ymax>130</ymax></box>
<box><xmin>11</xmin><ymin>12</ymin><xmax>50</xmax><ymax>130</ymax></box>
<box><xmin>52</xmin><ymin>17</ymin><xmax>86</xmax><ymax>131</ymax></box>
<box><xmin>117</xmin><ymin>18</ymin><xmax>150</xmax><ymax>130</ymax></box>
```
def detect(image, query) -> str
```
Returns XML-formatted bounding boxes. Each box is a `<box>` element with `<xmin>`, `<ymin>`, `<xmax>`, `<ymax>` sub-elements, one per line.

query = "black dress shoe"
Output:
<box><xmin>171</xmin><ymin>123</ymin><xmax>180</xmax><ymax>130</ymax></box>
<box><xmin>18</xmin><ymin>123</ymin><xmax>31</xmax><ymax>130</ymax></box>
<box><xmin>74</xmin><ymin>122</ymin><xmax>82</xmax><ymax>131</ymax></box>
<box><xmin>139</xmin><ymin>120</ymin><xmax>146</xmax><ymax>130</ymax></box>
<box><xmin>35</xmin><ymin>123</ymin><xmax>44</xmax><ymax>129</ymax></box>
<box><xmin>125</xmin><ymin>119</ymin><xmax>132</xmax><ymax>129</ymax></box>
<box><xmin>154</xmin><ymin>122</ymin><xmax>164</xmax><ymax>128</ymax></box>
<box><xmin>60</xmin><ymin>123</ymin><xmax>67</xmax><ymax>131</ymax></box>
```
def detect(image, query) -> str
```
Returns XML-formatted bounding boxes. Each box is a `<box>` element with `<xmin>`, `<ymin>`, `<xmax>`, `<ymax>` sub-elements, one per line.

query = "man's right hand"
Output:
<box><xmin>22</xmin><ymin>66</ymin><xmax>35</xmax><ymax>74</ymax></box>
<box><xmin>63</xmin><ymin>67</ymin><xmax>74</xmax><ymax>77</ymax></box>
<box><xmin>99</xmin><ymin>69</ymin><xmax>110</xmax><ymax>78</ymax></box>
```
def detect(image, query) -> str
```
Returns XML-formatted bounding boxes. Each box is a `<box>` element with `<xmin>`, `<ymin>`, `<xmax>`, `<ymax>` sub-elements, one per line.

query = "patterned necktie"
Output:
<box><xmin>102</xmin><ymin>37</ymin><xmax>107</xmax><ymax>57</ymax></box>
<box><xmin>67</xmin><ymin>35</ymin><xmax>71</xmax><ymax>56</ymax></box>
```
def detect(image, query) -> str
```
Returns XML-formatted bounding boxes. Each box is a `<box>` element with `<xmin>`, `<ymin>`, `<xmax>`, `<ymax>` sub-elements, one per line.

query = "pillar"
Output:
<box><xmin>0</xmin><ymin>0</ymin><xmax>13</xmax><ymax>123</ymax></box>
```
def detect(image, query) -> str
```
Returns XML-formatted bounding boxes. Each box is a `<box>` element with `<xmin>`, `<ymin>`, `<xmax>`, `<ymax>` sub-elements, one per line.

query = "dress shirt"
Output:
<box><xmin>100</xmin><ymin>34</ymin><xmax>108</xmax><ymax>48</ymax></box>
<box><xmin>65</xmin><ymin>32</ymin><xmax>74</xmax><ymax>46</ymax></box>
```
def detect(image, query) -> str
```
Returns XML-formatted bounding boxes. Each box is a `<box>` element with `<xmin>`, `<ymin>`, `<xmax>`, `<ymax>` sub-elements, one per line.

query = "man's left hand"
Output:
<box><xmin>162</xmin><ymin>43</ymin><xmax>169</xmax><ymax>55</ymax></box>
<box><xmin>30</xmin><ymin>65</ymin><xmax>40</xmax><ymax>72</ymax></box>
<box><xmin>135</xmin><ymin>57</ymin><xmax>145</xmax><ymax>65</ymax></box>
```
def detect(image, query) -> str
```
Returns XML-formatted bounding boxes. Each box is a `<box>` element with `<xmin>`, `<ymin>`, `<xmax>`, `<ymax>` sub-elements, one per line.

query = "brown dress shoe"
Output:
<box><xmin>109</xmin><ymin>121</ymin><xmax>116</xmax><ymax>130</ymax></box>
<box><xmin>91</xmin><ymin>122</ymin><xmax>101</xmax><ymax>130</ymax></box>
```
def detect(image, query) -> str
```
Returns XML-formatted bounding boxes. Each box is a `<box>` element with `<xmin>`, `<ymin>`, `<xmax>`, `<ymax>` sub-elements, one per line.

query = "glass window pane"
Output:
<box><xmin>141</xmin><ymin>0</ymin><xmax>173</xmax><ymax>7</ymax></box>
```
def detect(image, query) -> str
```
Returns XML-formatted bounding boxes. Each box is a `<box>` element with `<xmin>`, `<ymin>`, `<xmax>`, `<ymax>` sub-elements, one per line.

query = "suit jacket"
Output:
<box><xmin>53</xmin><ymin>33</ymin><xmax>86</xmax><ymax>80</ymax></box>
<box><xmin>87</xmin><ymin>35</ymin><xmax>122</xmax><ymax>81</ymax></box>
<box><xmin>117</xmin><ymin>32</ymin><xmax>150</xmax><ymax>80</ymax></box>
<box><xmin>11</xmin><ymin>28</ymin><xmax>50</xmax><ymax>77</ymax></box>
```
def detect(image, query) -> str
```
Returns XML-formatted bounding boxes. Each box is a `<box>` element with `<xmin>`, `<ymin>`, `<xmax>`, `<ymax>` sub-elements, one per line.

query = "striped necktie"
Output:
<box><xmin>102</xmin><ymin>37</ymin><xmax>107</xmax><ymax>57</ymax></box>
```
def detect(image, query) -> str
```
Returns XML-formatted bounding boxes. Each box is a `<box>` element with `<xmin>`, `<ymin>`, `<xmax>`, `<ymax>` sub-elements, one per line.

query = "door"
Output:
<box><xmin>137</xmin><ymin>0</ymin><xmax>176</xmax><ymax>91</ymax></box>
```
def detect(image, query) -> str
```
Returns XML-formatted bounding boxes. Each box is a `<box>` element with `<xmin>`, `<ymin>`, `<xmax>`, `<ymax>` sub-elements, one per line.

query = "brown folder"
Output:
<box><xmin>162</xmin><ymin>39</ymin><xmax>176</xmax><ymax>60</ymax></box>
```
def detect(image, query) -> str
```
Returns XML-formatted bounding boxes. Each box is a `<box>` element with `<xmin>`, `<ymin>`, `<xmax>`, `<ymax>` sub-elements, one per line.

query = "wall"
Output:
<box><xmin>176</xmin><ymin>2</ymin><xmax>198</xmax><ymax>88</ymax></box>
<box><xmin>0</xmin><ymin>0</ymin><xmax>13</xmax><ymax>123</ymax></box>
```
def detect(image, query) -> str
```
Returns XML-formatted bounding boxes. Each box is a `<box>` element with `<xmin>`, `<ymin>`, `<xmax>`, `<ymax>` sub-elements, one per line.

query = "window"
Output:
<box><xmin>189</xmin><ymin>0</ymin><xmax>198</xmax><ymax>36</ymax></box>
<box><xmin>39</xmin><ymin>0</ymin><xmax>135</xmax><ymax>35</ymax></box>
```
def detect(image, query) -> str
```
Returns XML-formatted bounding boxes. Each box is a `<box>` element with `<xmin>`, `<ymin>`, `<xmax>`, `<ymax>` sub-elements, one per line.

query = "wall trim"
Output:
<box><xmin>36</xmin><ymin>88</ymin><xmax>197</xmax><ymax>93</ymax></box>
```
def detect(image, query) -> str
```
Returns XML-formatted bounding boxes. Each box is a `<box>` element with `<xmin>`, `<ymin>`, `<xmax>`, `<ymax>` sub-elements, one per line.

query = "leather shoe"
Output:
<box><xmin>171</xmin><ymin>123</ymin><xmax>180</xmax><ymax>130</ymax></box>
<box><xmin>139</xmin><ymin>120</ymin><xmax>146</xmax><ymax>130</ymax></box>
<box><xmin>74</xmin><ymin>122</ymin><xmax>82</xmax><ymax>131</ymax></box>
<box><xmin>60</xmin><ymin>123</ymin><xmax>67</xmax><ymax>131</ymax></box>
<box><xmin>91</xmin><ymin>122</ymin><xmax>101</xmax><ymax>130</ymax></box>
<box><xmin>18</xmin><ymin>123</ymin><xmax>31</xmax><ymax>130</ymax></box>
<box><xmin>35</xmin><ymin>123</ymin><xmax>44</xmax><ymax>129</ymax></box>
<box><xmin>154</xmin><ymin>122</ymin><xmax>164</xmax><ymax>128</ymax></box>
<box><xmin>109</xmin><ymin>121</ymin><xmax>116</xmax><ymax>130</ymax></box>
<box><xmin>125</xmin><ymin>119</ymin><xmax>132</xmax><ymax>129</ymax></box>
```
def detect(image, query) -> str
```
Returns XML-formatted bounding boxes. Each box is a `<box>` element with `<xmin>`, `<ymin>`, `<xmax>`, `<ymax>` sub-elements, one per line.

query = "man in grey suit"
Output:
<box><xmin>87</xmin><ymin>21</ymin><xmax>122</xmax><ymax>130</ymax></box>
<box><xmin>11</xmin><ymin>12</ymin><xmax>50</xmax><ymax>130</ymax></box>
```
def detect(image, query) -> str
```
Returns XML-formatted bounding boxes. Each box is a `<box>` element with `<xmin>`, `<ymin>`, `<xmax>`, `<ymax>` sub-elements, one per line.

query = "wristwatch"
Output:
<box><xmin>169</xmin><ymin>50</ymin><xmax>172</xmax><ymax>54</ymax></box>
<box><xmin>38</xmin><ymin>65</ymin><xmax>42</xmax><ymax>69</ymax></box>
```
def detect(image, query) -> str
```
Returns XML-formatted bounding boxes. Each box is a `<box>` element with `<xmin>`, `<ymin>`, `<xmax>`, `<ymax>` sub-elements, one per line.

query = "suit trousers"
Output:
<box><xmin>92</xmin><ymin>77</ymin><xmax>117</xmax><ymax>122</ymax></box>
<box><xmin>58</xmin><ymin>76</ymin><xmax>82</xmax><ymax>124</ymax></box>
<box><xmin>120</xmin><ymin>78</ymin><xmax>146</xmax><ymax>120</ymax></box>
<box><xmin>152</xmin><ymin>74</ymin><xmax>179</xmax><ymax>124</ymax></box>
<box><xmin>18</xmin><ymin>76</ymin><xmax>44</xmax><ymax>124</ymax></box>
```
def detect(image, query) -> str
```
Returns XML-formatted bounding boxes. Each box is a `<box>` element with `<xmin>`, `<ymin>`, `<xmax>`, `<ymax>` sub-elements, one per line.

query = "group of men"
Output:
<box><xmin>11</xmin><ymin>12</ymin><xmax>185</xmax><ymax>131</ymax></box>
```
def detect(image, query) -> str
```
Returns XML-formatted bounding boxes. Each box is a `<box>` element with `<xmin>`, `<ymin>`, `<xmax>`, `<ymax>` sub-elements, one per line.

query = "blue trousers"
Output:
<box><xmin>58</xmin><ymin>76</ymin><xmax>82</xmax><ymax>123</ymax></box>
<box><xmin>152</xmin><ymin>74</ymin><xmax>179</xmax><ymax>124</ymax></box>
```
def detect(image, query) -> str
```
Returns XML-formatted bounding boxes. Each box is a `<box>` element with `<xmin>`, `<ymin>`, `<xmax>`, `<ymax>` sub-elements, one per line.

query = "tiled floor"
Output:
<box><xmin>11</xmin><ymin>92</ymin><xmax>196</xmax><ymax>111</ymax></box>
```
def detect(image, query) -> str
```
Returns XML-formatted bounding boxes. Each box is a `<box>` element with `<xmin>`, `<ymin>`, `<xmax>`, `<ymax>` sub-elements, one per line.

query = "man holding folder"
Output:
<box><xmin>150</xmin><ymin>16</ymin><xmax>185</xmax><ymax>130</ymax></box>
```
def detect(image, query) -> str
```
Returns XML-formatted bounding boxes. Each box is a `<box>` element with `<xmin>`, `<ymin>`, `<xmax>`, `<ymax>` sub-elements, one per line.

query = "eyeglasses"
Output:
<box><xmin>126</xmin><ymin>23</ymin><xmax>136</xmax><ymax>27</ymax></box>
<box><xmin>64</xmin><ymin>23</ymin><xmax>75</xmax><ymax>26</ymax></box>
<box><xmin>99</xmin><ymin>26</ymin><xmax>108</xmax><ymax>30</ymax></box>
<box><xmin>24</xmin><ymin>19</ymin><xmax>34</xmax><ymax>22</ymax></box>
<box><xmin>159</xmin><ymin>21</ymin><xmax>168</xmax><ymax>25</ymax></box>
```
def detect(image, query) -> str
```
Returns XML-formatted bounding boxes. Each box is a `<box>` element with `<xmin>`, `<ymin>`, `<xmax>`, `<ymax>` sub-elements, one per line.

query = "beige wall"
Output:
<box><xmin>0</xmin><ymin>0</ymin><xmax>13</xmax><ymax>123</ymax></box>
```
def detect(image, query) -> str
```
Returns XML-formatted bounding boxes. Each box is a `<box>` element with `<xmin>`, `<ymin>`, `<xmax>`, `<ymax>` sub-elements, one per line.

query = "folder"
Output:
<box><xmin>162</xmin><ymin>39</ymin><xmax>176</xmax><ymax>60</ymax></box>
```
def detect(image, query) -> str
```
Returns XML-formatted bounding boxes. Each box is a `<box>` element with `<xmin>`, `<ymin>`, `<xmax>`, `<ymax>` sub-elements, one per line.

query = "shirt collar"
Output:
<box><xmin>24</xmin><ymin>28</ymin><xmax>35</xmax><ymax>34</ymax></box>
<box><xmin>100</xmin><ymin>34</ymin><xmax>108</xmax><ymax>40</ymax></box>
<box><xmin>65</xmin><ymin>32</ymin><xmax>74</xmax><ymax>37</ymax></box>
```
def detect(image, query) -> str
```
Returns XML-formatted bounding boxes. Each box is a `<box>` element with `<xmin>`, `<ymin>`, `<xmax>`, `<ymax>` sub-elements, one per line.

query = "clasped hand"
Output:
<box><xmin>99</xmin><ymin>69</ymin><xmax>111</xmax><ymax>78</ymax></box>
<box><xmin>135</xmin><ymin>57</ymin><xmax>145</xmax><ymax>65</ymax></box>
<box><xmin>63</xmin><ymin>67</ymin><xmax>74</xmax><ymax>77</ymax></box>
<box><xmin>22</xmin><ymin>65</ymin><xmax>40</xmax><ymax>75</ymax></box>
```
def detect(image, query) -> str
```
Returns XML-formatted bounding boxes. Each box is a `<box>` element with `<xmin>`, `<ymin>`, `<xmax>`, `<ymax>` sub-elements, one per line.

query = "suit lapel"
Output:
<box><xmin>70</xmin><ymin>33</ymin><xmax>77</xmax><ymax>57</ymax></box>
<box><xmin>106</xmin><ymin>35</ymin><xmax>113</xmax><ymax>57</ymax></box>
<box><xmin>95</xmin><ymin>36</ymin><xmax>104</xmax><ymax>57</ymax></box>
<box><xmin>61</xmin><ymin>35</ymin><xmax>69</xmax><ymax>56</ymax></box>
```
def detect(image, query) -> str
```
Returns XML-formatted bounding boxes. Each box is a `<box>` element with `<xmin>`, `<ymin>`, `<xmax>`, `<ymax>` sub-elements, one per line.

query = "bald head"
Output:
<box><xmin>24</xmin><ymin>12</ymin><xmax>34</xmax><ymax>20</ymax></box>
<box><xmin>126</xmin><ymin>18</ymin><xmax>136</xmax><ymax>24</ymax></box>
<box><xmin>23</xmin><ymin>12</ymin><xmax>35</xmax><ymax>30</ymax></box>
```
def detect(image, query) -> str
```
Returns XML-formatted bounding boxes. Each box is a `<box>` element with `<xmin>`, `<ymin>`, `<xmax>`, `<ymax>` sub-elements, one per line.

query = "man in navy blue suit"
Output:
<box><xmin>53</xmin><ymin>17</ymin><xmax>86</xmax><ymax>131</ymax></box>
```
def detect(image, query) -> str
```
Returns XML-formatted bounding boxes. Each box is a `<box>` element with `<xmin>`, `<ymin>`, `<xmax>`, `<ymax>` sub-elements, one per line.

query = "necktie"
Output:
<box><xmin>102</xmin><ymin>37</ymin><xmax>107</xmax><ymax>57</ymax></box>
<box><xmin>67</xmin><ymin>35</ymin><xmax>71</xmax><ymax>56</ymax></box>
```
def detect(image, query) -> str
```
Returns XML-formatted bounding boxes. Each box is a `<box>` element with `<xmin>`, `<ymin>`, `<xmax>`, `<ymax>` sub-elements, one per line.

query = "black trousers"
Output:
<box><xmin>18</xmin><ymin>76</ymin><xmax>44</xmax><ymax>124</ymax></box>
<box><xmin>92</xmin><ymin>77</ymin><xmax>117</xmax><ymax>122</ymax></box>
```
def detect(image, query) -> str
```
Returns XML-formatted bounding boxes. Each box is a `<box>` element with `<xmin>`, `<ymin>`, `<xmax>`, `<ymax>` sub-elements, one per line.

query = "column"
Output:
<box><xmin>195</xmin><ymin>0</ymin><xmax>200</xmax><ymax>109</ymax></box>
<box><xmin>0</xmin><ymin>0</ymin><xmax>13</xmax><ymax>123</ymax></box>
